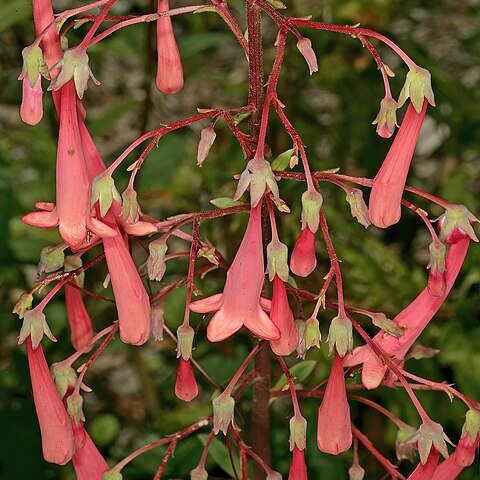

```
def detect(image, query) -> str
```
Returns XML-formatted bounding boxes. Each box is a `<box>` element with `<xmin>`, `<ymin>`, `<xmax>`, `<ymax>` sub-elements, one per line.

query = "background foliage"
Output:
<box><xmin>0</xmin><ymin>0</ymin><xmax>479</xmax><ymax>478</ymax></box>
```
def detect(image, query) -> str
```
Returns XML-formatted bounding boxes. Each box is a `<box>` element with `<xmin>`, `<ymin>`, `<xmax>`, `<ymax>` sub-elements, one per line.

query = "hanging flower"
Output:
<box><xmin>317</xmin><ymin>353</ymin><xmax>352</xmax><ymax>454</ymax></box>
<box><xmin>369</xmin><ymin>101</ymin><xmax>427</xmax><ymax>228</ymax></box>
<box><xmin>343</xmin><ymin>239</ymin><xmax>470</xmax><ymax>389</ymax></box>
<box><xmin>175</xmin><ymin>358</ymin><xmax>199</xmax><ymax>402</ymax></box>
<box><xmin>288</xmin><ymin>447</ymin><xmax>308</xmax><ymax>480</ymax></box>
<box><xmin>407</xmin><ymin>448</ymin><xmax>440</xmax><ymax>480</ymax></box>
<box><xmin>156</xmin><ymin>0</ymin><xmax>184</xmax><ymax>94</ymax></box>
<box><xmin>269</xmin><ymin>276</ymin><xmax>298</xmax><ymax>356</ymax></box>
<box><xmin>190</xmin><ymin>203</ymin><xmax>279</xmax><ymax>342</ymax></box>
<box><xmin>103</xmin><ymin>231</ymin><xmax>151</xmax><ymax>346</ymax></box>
<box><xmin>72</xmin><ymin>429</ymin><xmax>109</xmax><ymax>480</ymax></box>
<box><xmin>290</xmin><ymin>227</ymin><xmax>317</xmax><ymax>277</ymax></box>
<box><xmin>25</xmin><ymin>338</ymin><xmax>75</xmax><ymax>465</ymax></box>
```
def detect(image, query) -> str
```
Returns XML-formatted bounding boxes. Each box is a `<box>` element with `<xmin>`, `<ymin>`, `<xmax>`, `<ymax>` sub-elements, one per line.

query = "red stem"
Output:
<box><xmin>352</xmin><ymin>425</ymin><xmax>406</xmax><ymax>480</ymax></box>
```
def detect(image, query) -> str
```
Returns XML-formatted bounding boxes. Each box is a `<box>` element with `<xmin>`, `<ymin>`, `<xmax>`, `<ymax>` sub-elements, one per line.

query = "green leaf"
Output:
<box><xmin>210</xmin><ymin>197</ymin><xmax>246</xmax><ymax>208</ymax></box>
<box><xmin>273</xmin><ymin>360</ymin><xmax>317</xmax><ymax>390</ymax></box>
<box><xmin>270</xmin><ymin>149</ymin><xmax>293</xmax><ymax>172</ymax></box>
<box><xmin>198</xmin><ymin>434</ymin><xmax>241</xmax><ymax>478</ymax></box>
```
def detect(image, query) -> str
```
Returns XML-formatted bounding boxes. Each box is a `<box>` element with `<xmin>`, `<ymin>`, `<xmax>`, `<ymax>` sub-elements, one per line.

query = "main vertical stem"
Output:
<box><xmin>246</xmin><ymin>2</ymin><xmax>271</xmax><ymax>478</ymax></box>
<box><xmin>247</xmin><ymin>0</ymin><xmax>265</xmax><ymax>138</ymax></box>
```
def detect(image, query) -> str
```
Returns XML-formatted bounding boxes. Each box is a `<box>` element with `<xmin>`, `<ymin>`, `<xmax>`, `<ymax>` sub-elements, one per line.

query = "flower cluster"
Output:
<box><xmin>13</xmin><ymin>0</ymin><xmax>479</xmax><ymax>478</ymax></box>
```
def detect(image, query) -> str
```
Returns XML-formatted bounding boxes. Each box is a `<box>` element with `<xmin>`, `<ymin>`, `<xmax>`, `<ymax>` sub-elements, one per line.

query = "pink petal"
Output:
<box><xmin>22</xmin><ymin>209</ymin><xmax>59</xmax><ymax>229</ymax></box>
<box><xmin>190</xmin><ymin>293</ymin><xmax>224</xmax><ymax>313</ymax></box>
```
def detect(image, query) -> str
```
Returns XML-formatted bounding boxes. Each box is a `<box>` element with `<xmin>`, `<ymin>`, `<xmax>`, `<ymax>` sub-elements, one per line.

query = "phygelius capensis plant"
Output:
<box><xmin>14</xmin><ymin>0</ymin><xmax>479</xmax><ymax>479</ymax></box>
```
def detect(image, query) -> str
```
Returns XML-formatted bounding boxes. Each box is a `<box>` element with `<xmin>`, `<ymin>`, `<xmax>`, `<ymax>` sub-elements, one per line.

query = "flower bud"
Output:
<box><xmin>197</xmin><ymin>125</ymin><xmax>216</xmax><ymax>166</ymax></box>
<box><xmin>289</xmin><ymin>414</ymin><xmax>307</xmax><ymax>451</ymax></box>
<box><xmin>398</xmin><ymin>66</ymin><xmax>435</xmax><ymax>113</ymax></box>
<box><xmin>300</xmin><ymin>189</ymin><xmax>323</xmax><ymax>233</ymax></box>
<box><xmin>18</xmin><ymin>308</ymin><xmax>57</xmax><ymax>349</ymax></box>
<box><xmin>290</xmin><ymin>227</ymin><xmax>317</xmax><ymax>277</ymax></box>
<box><xmin>147</xmin><ymin>239</ymin><xmax>168</xmax><ymax>281</ymax></box>
<box><xmin>190</xmin><ymin>465</ymin><xmax>208</xmax><ymax>480</ymax></box>
<box><xmin>304</xmin><ymin>316</ymin><xmax>321</xmax><ymax>351</ymax></box>
<box><xmin>212</xmin><ymin>392</ymin><xmax>235</xmax><ymax>435</ymax></box>
<box><xmin>176</xmin><ymin>324</ymin><xmax>195</xmax><ymax>360</ymax></box>
<box><xmin>121</xmin><ymin>188</ymin><xmax>140</xmax><ymax>224</ymax></box>
<box><xmin>67</xmin><ymin>393</ymin><xmax>85</xmax><ymax>426</ymax></box>
<box><xmin>295</xmin><ymin>320</ymin><xmax>307</xmax><ymax>359</ymax></box>
<box><xmin>51</xmin><ymin>363</ymin><xmax>78</xmax><ymax>399</ymax></box>
<box><xmin>175</xmin><ymin>358</ymin><xmax>199</xmax><ymax>402</ymax></box>
<box><xmin>437</xmin><ymin>204</ymin><xmax>479</xmax><ymax>244</ymax></box>
<box><xmin>12</xmin><ymin>292</ymin><xmax>33</xmax><ymax>319</ymax></box>
<box><xmin>327</xmin><ymin>315</ymin><xmax>353</xmax><ymax>357</ymax></box>
<box><xmin>49</xmin><ymin>48</ymin><xmax>100</xmax><ymax>99</ymax></box>
<box><xmin>372</xmin><ymin>97</ymin><xmax>398</xmax><ymax>138</ymax></box>
<box><xmin>39</xmin><ymin>244</ymin><xmax>67</xmax><ymax>275</ymax></box>
<box><xmin>345</xmin><ymin>188</ymin><xmax>371</xmax><ymax>228</ymax></box>
<box><xmin>266</xmin><ymin>239</ymin><xmax>289</xmax><ymax>282</ymax></box>
<box><xmin>151</xmin><ymin>303</ymin><xmax>164</xmax><ymax>341</ymax></box>
<box><xmin>348</xmin><ymin>462</ymin><xmax>365</xmax><ymax>480</ymax></box>
<box><xmin>91</xmin><ymin>173</ymin><xmax>121</xmax><ymax>218</ymax></box>
<box><xmin>296</xmin><ymin>37</ymin><xmax>318</xmax><ymax>75</ymax></box>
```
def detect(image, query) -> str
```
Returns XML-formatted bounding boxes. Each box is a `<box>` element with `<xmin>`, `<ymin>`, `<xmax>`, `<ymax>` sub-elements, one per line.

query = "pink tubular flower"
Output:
<box><xmin>53</xmin><ymin>81</ymin><xmax>91</xmax><ymax>249</ymax></box>
<box><xmin>433</xmin><ymin>456</ymin><xmax>464</xmax><ymax>480</ymax></box>
<box><xmin>290</xmin><ymin>227</ymin><xmax>317</xmax><ymax>277</ymax></box>
<box><xmin>65</xmin><ymin>285</ymin><xmax>93</xmax><ymax>351</ymax></box>
<box><xmin>72</xmin><ymin>428</ymin><xmax>109</xmax><ymax>480</ymax></box>
<box><xmin>156</xmin><ymin>0</ymin><xmax>184</xmax><ymax>94</ymax></box>
<box><xmin>175</xmin><ymin>358</ymin><xmax>199</xmax><ymax>402</ymax></box>
<box><xmin>22</xmin><ymin>81</ymin><xmax>117</xmax><ymax>249</ymax></box>
<box><xmin>288</xmin><ymin>447</ymin><xmax>308</xmax><ymax>480</ymax></box>
<box><xmin>103</xmin><ymin>231</ymin><xmax>151</xmax><ymax>346</ymax></box>
<box><xmin>20</xmin><ymin>76</ymin><xmax>43</xmax><ymax>125</ymax></box>
<box><xmin>33</xmin><ymin>0</ymin><xmax>62</xmax><ymax>70</ymax></box>
<box><xmin>269</xmin><ymin>276</ymin><xmax>299</xmax><ymax>356</ymax></box>
<box><xmin>407</xmin><ymin>448</ymin><xmax>440</xmax><ymax>480</ymax></box>
<box><xmin>343</xmin><ymin>238</ymin><xmax>470</xmax><ymax>389</ymax></box>
<box><xmin>317</xmin><ymin>353</ymin><xmax>352</xmax><ymax>454</ymax></box>
<box><xmin>454</xmin><ymin>433</ymin><xmax>480</xmax><ymax>467</ymax></box>
<box><xmin>26</xmin><ymin>338</ymin><xmax>75</xmax><ymax>465</ymax></box>
<box><xmin>75</xmin><ymin>106</ymin><xmax>152</xmax><ymax>347</ymax></box>
<box><xmin>190</xmin><ymin>203</ymin><xmax>279</xmax><ymax>342</ymax></box>
<box><xmin>369</xmin><ymin>101</ymin><xmax>428</xmax><ymax>228</ymax></box>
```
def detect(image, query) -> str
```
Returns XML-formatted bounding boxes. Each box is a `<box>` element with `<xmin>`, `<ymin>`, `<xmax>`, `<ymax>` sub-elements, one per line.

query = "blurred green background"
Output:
<box><xmin>0</xmin><ymin>0</ymin><xmax>479</xmax><ymax>478</ymax></box>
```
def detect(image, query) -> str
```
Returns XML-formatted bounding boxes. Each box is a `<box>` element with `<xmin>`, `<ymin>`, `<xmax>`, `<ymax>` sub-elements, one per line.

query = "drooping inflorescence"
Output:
<box><xmin>13</xmin><ymin>0</ymin><xmax>479</xmax><ymax>479</ymax></box>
